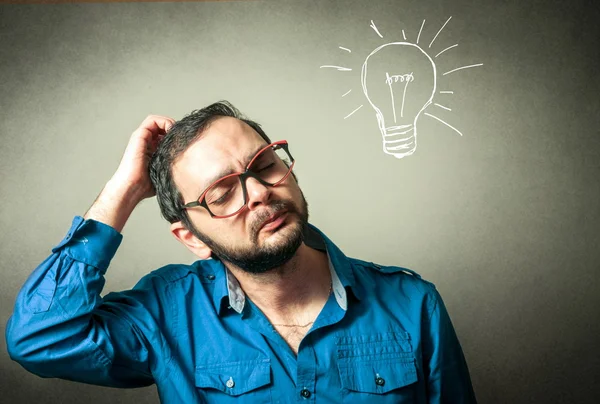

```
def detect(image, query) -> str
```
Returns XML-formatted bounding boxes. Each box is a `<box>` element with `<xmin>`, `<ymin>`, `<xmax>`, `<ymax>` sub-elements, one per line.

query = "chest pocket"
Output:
<box><xmin>336</xmin><ymin>331</ymin><xmax>418</xmax><ymax>403</ymax></box>
<box><xmin>195</xmin><ymin>358</ymin><xmax>272</xmax><ymax>403</ymax></box>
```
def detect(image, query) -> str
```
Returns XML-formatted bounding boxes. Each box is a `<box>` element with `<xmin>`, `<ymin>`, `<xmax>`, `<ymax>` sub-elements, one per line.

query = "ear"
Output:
<box><xmin>170</xmin><ymin>221</ymin><xmax>212</xmax><ymax>259</ymax></box>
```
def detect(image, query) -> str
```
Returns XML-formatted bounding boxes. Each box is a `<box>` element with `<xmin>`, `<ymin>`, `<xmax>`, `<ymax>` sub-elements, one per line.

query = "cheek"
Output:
<box><xmin>188</xmin><ymin>213</ymin><xmax>226</xmax><ymax>241</ymax></box>
<box><xmin>289</xmin><ymin>184</ymin><xmax>305</xmax><ymax>205</ymax></box>
<box><xmin>221</xmin><ymin>216</ymin><xmax>251</xmax><ymax>242</ymax></box>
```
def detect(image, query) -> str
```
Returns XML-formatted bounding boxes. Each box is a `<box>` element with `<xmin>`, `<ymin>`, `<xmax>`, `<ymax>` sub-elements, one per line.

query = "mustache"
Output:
<box><xmin>250</xmin><ymin>200</ymin><xmax>297</xmax><ymax>237</ymax></box>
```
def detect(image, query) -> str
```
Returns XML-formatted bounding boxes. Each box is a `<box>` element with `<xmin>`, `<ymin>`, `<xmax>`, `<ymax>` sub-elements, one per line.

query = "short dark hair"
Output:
<box><xmin>149</xmin><ymin>101</ymin><xmax>272</xmax><ymax>229</ymax></box>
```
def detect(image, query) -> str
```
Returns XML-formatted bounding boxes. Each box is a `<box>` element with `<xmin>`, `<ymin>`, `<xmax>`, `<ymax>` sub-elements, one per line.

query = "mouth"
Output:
<box><xmin>260</xmin><ymin>211</ymin><xmax>288</xmax><ymax>233</ymax></box>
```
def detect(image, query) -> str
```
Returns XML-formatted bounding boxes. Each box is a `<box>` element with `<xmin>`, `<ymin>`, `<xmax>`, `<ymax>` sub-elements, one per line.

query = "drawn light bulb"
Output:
<box><xmin>361</xmin><ymin>42</ymin><xmax>436</xmax><ymax>158</ymax></box>
<box><xmin>320</xmin><ymin>18</ymin><xmax>483</xmax><ymax>159</ymax></box>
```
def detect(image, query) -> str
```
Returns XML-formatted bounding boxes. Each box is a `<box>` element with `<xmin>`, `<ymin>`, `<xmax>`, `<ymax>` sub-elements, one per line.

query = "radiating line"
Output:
<box><xmin>435</xmin><ymin>43</ymin><xmax>458</xmax><ymax>58</ymax></box>
<box><xmin>342</xmin><ymin>89</ymin><xmax>352</xmax><ymax>97</ymax></box>
<box><xmin>425</xmin><ymin>113</ymin><xmax>463</xmax><ymax>136</ymax></box>
<box><xmin>320</xmin><ymin>65</ymin><xmax>352</xmax><ymax>71</ymax></box>
<box><xmin>370</xmin><ymin>20</ymin><xmax>383</xmax><ymax>38</ymax></box>
<box><xmin>443</xmin><ymin>63</ymin><xmax>483</xmax><ymax>76</ymax></box>
<box><xmin>339</xmin><ymin>46</ymin><xmax>351</xmax><ymax>53</ymax></box>
<box><xmin>344</xmin><ymin>105</ymin><xmax>364</xmax><ymax>119</ymax></box>
<box><xmin>402</xmin><ymin>29</ymin><xmax>407</xmax><ymax>40</ymax></box>
<box><xmin>440</xmin><ymin>91</ymin><xmax>454</xmax><ymax>94</ymax></box>
<box><xmin>416</xmin><ymin>19</ymin><xmax>425</xmax><ymax>44</ymax></box>
<box><xmin>429</xmin><ymin>16</ymin><xmax>452</xmax><ymax>48</ymax></box>
<box><xmin>435</xmin><ymin>103</ymin><xmax>452</xmax><ymax>111</ymax></box>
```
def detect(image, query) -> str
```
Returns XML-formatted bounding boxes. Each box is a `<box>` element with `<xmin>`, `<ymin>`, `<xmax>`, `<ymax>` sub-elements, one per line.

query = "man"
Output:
<box><xmin>6</xmin><ymin>101</ymin><xmax>477</xmax><ymax>403</ymax></box>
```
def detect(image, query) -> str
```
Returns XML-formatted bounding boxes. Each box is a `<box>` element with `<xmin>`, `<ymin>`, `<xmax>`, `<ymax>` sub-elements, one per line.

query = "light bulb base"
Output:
<box><xmin>381</xmin><ymin>124</ymin><xmax>417</xmax><ymax>158</ymax></box>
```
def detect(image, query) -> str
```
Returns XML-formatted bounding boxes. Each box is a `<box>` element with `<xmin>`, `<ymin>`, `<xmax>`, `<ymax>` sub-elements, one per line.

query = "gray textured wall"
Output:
<box><xmin>1</xmin><ymin>0</ymin><xmax>599</xmax><ymax>403</ymax></box>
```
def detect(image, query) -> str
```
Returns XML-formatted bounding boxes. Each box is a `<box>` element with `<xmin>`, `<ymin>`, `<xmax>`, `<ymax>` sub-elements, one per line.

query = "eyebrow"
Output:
<box><xmin>197</xmin><ymin>144</ymin><xmax>268</xmax><ymax>196</ymax></box>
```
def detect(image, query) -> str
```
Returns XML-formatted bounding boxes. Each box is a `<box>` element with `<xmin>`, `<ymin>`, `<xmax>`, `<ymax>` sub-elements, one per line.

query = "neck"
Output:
<box><xmin>225</xmin><ymin>243</ymin><xmax>331</xmax><ymax>322</ymax></box>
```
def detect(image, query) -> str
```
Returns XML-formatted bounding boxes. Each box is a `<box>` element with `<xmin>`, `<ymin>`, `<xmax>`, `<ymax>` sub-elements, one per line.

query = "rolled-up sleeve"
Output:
<box><xmin>422</xmin><ymin>285</ymin><xmax>478</xmax><ymax>403</ymax></box>
<box><xmin>5</xmin><ymin>216</ymin><xmax>157</xmax><ymax>387</ymax></box>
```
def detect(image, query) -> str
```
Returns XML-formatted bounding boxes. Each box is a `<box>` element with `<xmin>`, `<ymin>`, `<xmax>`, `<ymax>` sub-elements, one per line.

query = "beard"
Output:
<box><xmin>188</xmin><ymin>194</ymin><xmax>309</xmax><ymax>274</ymax></box>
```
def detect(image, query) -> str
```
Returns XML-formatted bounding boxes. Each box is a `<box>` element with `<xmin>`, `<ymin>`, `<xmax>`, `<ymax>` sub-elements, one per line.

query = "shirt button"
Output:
<box><xmin>226</xmin><ymin>377</ymin><xmax>235</xmax><ymax>388</ymax></box>
<box><xmin>206</xmin><ymin>274</ymin><xmax>215</xmax><ymax>280</ymax></box>
<box><xmin>300</xmin><ymin>388</ymin><xmax>311</xmax><ymax>398</ymax></box>
<box><xmin>375</xmin><ymin>376</ymin><xmax>385</xmax><ymax>386</ymax></box>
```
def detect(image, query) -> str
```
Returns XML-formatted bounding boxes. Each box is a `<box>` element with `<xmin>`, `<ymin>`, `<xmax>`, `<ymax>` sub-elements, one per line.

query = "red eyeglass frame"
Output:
<box><xmin>181</xmin><ymin>140</ymin><xmax>295</xmax><ymax>219</ymax></box>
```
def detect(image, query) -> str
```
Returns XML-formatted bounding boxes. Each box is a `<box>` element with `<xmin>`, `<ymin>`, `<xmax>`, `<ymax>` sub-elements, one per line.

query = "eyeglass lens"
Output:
<box><xmin>203</xmin><ymin>145</ymin><xmax>292</xmax><ymax>216</ymax></box>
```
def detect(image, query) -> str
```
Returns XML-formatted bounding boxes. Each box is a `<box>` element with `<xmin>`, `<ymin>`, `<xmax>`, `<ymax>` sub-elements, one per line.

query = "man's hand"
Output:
<box><xmin>84</xmin><ymin>115</ymin><xmax>175</xmax><ymax>232</ymax></box>
<box><xmin>111</xmin><ymin>115</ymin><xmax>174</xmax><ymax>200</ymax></box>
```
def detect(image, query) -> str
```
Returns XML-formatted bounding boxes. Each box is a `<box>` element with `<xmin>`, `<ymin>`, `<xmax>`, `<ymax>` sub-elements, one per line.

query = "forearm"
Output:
<box><xmin>82</xmin><ymin>113</ymin><xmax>174</xmax><ymax>233</ymax></box>
<box><xmin>84</xmin><ymin>178</ymin><xmax>145</xmax><ymax>233</ymax></box>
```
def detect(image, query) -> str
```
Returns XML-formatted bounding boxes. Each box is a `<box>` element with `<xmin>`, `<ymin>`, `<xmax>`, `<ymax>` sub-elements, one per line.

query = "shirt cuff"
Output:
<box><xmin>51</xmin><ymin>216</ymin><xmax>123</xmax><ymax>272</ymax></box>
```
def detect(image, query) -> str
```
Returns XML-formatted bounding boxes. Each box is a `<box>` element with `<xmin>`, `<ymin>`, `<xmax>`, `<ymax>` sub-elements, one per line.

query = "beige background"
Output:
<box><xmin>1</xmin><ymin>0</ymin><xmax>599</xmax><ymax>402</ymax></box>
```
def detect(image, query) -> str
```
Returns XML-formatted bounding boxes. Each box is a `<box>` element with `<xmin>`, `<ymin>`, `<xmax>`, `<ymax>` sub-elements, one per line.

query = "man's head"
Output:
<box><xmin>149</xmin><ymin>101</ymin><xmax>309</xmax><ymax>273</ymax></box>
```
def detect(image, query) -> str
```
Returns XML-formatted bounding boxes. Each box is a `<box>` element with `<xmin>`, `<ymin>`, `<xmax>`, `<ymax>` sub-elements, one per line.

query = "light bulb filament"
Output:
<box><xmin>384</xmin><ymin>72</ymin><xmax>414</xmax><ymax>85</ymax></box>
<box><xmin>385</xmin><ymin>72</ymin><xmax>415</xmax><ymax>122</ymax></box>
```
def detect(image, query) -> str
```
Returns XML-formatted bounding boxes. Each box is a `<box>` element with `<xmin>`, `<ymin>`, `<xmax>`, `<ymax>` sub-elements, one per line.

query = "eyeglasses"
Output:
<box><xmin>182</xmin><ymin>140</ymin><xmax>295</xmax><ymax>218</ymax></box>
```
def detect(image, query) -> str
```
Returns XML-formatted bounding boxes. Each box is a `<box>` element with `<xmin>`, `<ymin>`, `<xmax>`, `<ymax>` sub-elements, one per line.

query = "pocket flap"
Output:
<box><xmin>338</xmin><ymin>358</ymin><xmax>418</xmax><ymax>394</ymax></box>
<box><xmin>195</xmin><ymin>359</ymin><xmax>271</xmax><ymax>396</ymax></box>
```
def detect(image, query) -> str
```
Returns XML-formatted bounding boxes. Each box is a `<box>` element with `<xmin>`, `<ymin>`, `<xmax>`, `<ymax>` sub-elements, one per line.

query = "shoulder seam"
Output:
<box><xmin>148</xmin><ymin>264</ymin><xmax>197</xmax><ymax>284</ymax></box>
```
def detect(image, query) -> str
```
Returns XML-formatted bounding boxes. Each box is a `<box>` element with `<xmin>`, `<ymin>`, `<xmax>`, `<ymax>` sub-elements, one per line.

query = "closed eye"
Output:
<box><xmin>209</xmin><ymin>189</ymin><xmax>232</xmax><ymax>206</ymax></box>
<box><xmin>255</xmin><ymin>163</ymin><xmax>276</xmax><ymax>172</ymax></box>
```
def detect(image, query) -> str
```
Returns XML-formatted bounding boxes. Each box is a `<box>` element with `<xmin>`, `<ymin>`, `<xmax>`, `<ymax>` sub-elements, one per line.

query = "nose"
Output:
<box><xmin>244</xmin><ymin>176</ymin><xmax>271</xmax><ymax>211</ymax></box>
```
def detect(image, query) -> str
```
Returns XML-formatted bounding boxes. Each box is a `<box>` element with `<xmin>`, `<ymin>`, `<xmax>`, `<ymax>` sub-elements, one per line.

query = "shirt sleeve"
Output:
<box><xmin>422</xmin><ymin>284</ymin><xmax>478</xmax><ymax>403</ymax></box>
<box><xmin>5</xmin><ymin>216</ymin><xmax>160</xmax><ymax>388</ymax></box>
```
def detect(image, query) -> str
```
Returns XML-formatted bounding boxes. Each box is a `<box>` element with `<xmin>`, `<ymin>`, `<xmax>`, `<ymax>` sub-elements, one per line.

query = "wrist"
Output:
<box><xmin>83</xmin><ymin>180</ymin><xmax>145</xmax><ymax>233</ymax></box>
<box><xmin>104</xmin><ymin>178</ymin><xmax>147</xmax><ymax>207</ymax></box>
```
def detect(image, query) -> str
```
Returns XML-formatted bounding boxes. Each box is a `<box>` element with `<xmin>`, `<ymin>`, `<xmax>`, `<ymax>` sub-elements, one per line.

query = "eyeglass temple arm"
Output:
<box><xmin>183</xmin><ymin>200</ymin><xmax>202</xmax><ymax>208</ymax></box>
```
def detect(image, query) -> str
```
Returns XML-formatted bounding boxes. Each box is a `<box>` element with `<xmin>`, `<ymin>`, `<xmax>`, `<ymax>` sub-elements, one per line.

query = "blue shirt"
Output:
<box><xmin>6</xmin><ymin>216</ymin><xmax>477</xmax><ymax>403</ymax></box>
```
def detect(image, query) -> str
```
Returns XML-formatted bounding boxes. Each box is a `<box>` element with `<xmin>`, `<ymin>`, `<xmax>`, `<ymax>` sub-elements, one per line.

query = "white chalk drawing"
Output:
<box><xmin>320</xmin><ymin>65</ymin><xmax>352</xmax><ymax>72</ymax></box>
<box><xmin>370</xmin><ymin>20</ymin><xmax>383</xmax><ymax>38</ymax></box>
<box><xmin>320</xmin><ymin>17</ymin><xmax>483</xmax><ymax>158</ymax></box>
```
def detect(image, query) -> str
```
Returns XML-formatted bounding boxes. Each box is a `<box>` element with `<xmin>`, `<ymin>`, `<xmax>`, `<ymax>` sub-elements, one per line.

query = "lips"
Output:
<box><xmin>260</xmin><ymin>211</ymin><xmax>287</xmax><ymax>232</ymax></box>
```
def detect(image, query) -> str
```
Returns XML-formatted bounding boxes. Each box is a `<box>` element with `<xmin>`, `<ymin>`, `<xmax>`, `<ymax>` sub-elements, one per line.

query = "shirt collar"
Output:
<box><xmin>213</xmin><ymin>222</ymin><xmax>363</xmax><ymax>316</ymax></box>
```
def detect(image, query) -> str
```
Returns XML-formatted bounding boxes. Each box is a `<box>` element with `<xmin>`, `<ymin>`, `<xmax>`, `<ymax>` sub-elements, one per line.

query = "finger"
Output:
<box><xmin>133</xmin><ymin>116</ymin><xmax>175</xmax><ymax>147</ymax></box>
<box><xmin>139</xmin><ymin>115</ymin><xmax>175</xmax><ymax>134</ymax></box>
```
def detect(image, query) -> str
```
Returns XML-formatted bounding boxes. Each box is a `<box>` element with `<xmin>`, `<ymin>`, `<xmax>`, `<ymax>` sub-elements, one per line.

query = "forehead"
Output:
<box><xmin>172</xmin><ymin>116</ymin><xmax>267</xmax><ymax>195</ymax></box>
